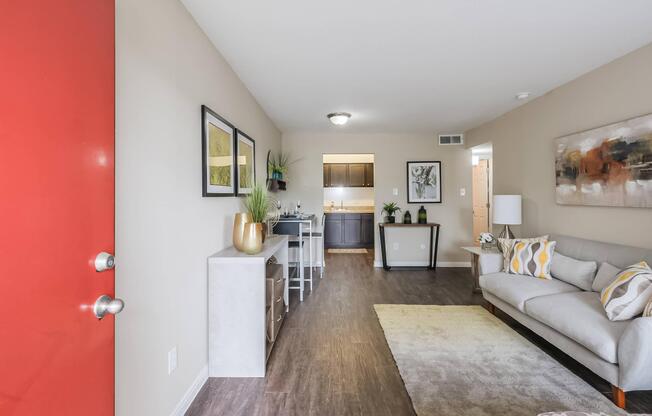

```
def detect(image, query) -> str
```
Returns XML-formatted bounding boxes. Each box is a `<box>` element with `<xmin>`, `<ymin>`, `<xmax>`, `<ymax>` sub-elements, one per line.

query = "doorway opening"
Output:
<box><xmin>471</xmin><ymin>143</ymin><xmax>493</xmax><ymax>245</ymax></box>
<box><xmin>322</xmin><ymin>154</ymin><xmax>375</xmax><ymax>262</ymax></box>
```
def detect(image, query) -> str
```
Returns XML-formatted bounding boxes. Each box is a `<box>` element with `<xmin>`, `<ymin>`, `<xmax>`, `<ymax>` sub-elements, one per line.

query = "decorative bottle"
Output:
<box><xmin>418</xmin><ymin>205</ymin><xmax>427</xmax><ymax>224</ymax></box>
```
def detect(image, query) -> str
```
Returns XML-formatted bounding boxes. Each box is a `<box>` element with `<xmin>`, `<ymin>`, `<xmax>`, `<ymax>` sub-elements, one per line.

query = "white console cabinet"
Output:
<box><xmin>208</xmin><ymin>235</ymin><xmax>289</xmax><ymax>377</ymax></box>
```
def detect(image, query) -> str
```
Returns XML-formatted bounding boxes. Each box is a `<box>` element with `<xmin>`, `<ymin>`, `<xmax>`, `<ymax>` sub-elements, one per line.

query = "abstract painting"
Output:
<box><xmin>202</xmin><ymin>105</ymin><xmax>236</xmax><ymax>197</ymax></box>
<box><xmin>407</xmin><ymin>161</ymin><xmax>442</xmax><ymax>203</ymax></box>
<box><xmin>235</xmin><ymin>130</ymin><xmax>255</xmax><ymax>195</ymax></box>
<box><xmin>555</xmin><ymin>113</ymin><xmax>652</xmax><ymax>208</ymax></box>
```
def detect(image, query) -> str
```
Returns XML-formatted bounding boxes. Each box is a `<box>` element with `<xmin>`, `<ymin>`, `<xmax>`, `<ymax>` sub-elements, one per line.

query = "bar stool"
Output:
<box><xmin>302</xmin><ymin>214</ymin><xmax>325</xmax><ymax>278</ymax></box>
<box><xmin>273</xmin><ymin>221</ymin><xmax>306</xmax><ymax>301</ymax></box>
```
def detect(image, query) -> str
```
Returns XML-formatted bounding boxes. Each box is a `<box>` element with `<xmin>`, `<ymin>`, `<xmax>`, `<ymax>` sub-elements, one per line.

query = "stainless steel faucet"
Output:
<box><xmin>340</xmin><ymin>200</ymin><xmax>343</xmax><ymax>209</ymax></box>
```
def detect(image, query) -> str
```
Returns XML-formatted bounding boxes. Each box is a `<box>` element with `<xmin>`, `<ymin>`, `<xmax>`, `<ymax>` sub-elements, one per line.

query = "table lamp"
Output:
<box><xmin>493</xmin><ymin>195</ymin><xmax>521</xmax><ymax>239</ymax></box>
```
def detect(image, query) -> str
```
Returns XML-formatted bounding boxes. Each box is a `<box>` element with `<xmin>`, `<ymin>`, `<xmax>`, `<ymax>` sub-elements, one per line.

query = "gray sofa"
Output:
<box><xmin>479</xmin><ymin>234</ymin><xmax>652</xmax><ymax>409</ymax></box>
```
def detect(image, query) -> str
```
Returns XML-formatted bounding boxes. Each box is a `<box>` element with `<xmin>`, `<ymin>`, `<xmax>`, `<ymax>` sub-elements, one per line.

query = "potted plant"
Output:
<box><xmin>269</xmin><ymin>151</ymin><xmax>290</xmax><ymax>180</ymax></box>
<box><xmin>242</xmin><ymin>184</ymin><xmax>274</xmax><ymax>253</ymax></box>
<box><xmin>382</xmin><ymin>202</ymin><xmax>401</xmax><ymax>223</ymax></box>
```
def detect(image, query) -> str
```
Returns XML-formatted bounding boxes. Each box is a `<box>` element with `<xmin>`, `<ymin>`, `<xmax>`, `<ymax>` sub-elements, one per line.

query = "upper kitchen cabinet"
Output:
<box><xmin>364</xmin><ymin>163</ymin><xmax>374</xmax><ymax>187</ymax></box>
<box><xmin>323</xmin><ymin>163</ymin><xmax>374</xmax><ymax>187</ymax></box>
<box><xmin>348</xmin><ymin>164</ymin><xmax>366</xmax><ymax>187</ymax></box>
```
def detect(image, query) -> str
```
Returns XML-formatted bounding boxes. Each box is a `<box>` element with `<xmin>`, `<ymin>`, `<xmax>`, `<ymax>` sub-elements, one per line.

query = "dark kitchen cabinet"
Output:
<box><xmin>329</xmin><ymin>164</ymin><xmax>348</xmax><ymax>187</ymax></box>
<box><xmin>323</xmin><ymin>164</ymin><xmax>330</xmax><ymax>187</ymax></box>
<box><xmin>361</xmin><ymin>214</ymin><xmax>374</xmax><ymax>245</ymax></box>
<box><xmin>348</xmin><ymin>164</ymin><xmax>366</xmax><ymax>187</ymax></box>
<box><xmin>324</xmin><ymin>213</ymin><xmax>374</xmax><ymax>248</ymax></box>
<box><xmin>344</xmin><ymin>214</ymin><xmax>362</xmax><ymax>244</ymax></box>
<box><xmin>364</xmin><ymin>163</ymin><xmax>374</xmax><ymax>187</ymax></box>
<box><xmin>323</xmin><ymin>163</ymin><xmax>374</xmax><ymax>188</ymax></box>
<box><xmin>324</xmin><ymin>215</ymin><xmax>343</xmax><ymax>246</ymax></box>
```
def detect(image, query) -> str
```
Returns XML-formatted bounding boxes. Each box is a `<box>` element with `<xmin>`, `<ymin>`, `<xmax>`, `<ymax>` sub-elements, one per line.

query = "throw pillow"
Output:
<box><xmin>601</xmin><ymin>261</ymin><xmax>652</xmax><ymax>321</ymax></box>
<box><xmin>592</xmin><ymin>262</ymin><xmax>621</xmax><ymax>292</ymax></box>
<box><xmin>508</xmin><ymin>240</ymin><xmax>557</xmax><ymax>279</ymax></box>
<box><xmin>550</xmin><ymin>252</ymin><xmax>597</xmax><ymax>291</ymax></box>
<box><xmin>497</xmin><ymin>235</ymin><xmax>549</xmax><ymax>272</ymax></box>
<box><xmin>644</xmin><ymin>298</ymin><xmax>652</xmax><ymax>318</ymax></box>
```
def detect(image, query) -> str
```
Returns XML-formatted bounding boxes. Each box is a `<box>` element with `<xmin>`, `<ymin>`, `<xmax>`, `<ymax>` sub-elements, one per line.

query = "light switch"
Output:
<box><xmin>460</xmin><ymin>188</ymin><xmax>466</xmax><ymax>196</ymax></box>
<box><xmin>168</xmin><ymin>347</ymin><xmax>177</xmax><ymax>375</ymax></box>
<box><xmin>392</xmin><ymin>188</ymin><xmax>398</xmax><ymax>196</ymax></box>
<box><xmin>392</xmin><ymin>242</ymin><xmax>399</xmax><ymax>250</ymax></box>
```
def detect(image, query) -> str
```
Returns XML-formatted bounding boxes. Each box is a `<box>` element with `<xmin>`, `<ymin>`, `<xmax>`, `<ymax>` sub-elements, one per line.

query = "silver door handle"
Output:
<box><xmin>95</xmin><ymin>252</ymin><xmax>115</xmax><ymax>272</ymax></box>
<box><xmin>94</xmin><ymin>295</ymin><xmax>124</xmax><ymax>319</ymax></box>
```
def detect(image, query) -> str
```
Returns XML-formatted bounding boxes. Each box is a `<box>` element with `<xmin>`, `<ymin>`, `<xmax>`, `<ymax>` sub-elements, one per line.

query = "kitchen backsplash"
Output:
<box><xmin>324</xmin><ymin>187</ymin><xmax>374</xmax><ymax>207</ymax></box>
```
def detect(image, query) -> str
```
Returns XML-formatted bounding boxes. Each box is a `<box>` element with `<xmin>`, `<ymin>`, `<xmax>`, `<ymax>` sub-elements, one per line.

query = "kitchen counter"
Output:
<box><xmin>323</xmin><ymin>206</ymin><xmax>375</xmax><ymax>214</ymax></box>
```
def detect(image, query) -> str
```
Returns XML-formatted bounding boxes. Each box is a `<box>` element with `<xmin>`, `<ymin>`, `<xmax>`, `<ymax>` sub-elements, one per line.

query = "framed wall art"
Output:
<box><xmin>202</xmin><ymin>105</ymin><xmax>236</xmax><ymax>197</ymax></box>
<box><xmin>555</xmin><ymin>113</ymin><xmax>652</xmax><ymax>208</ymax></box>
<box><xmin>235</xmin><ymin>130</ymin><xmax>256</xmax><ymax>195</ymax></box>
<box><xmin>407</xmin><ymin>161</ymin><xmax>442</xmax><ymax>203</ymax></box>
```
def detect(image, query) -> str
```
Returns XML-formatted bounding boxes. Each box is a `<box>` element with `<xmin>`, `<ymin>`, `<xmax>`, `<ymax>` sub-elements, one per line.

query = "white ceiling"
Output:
<box><xmin>181</xmin><ymin>0</ymin><xmax>652</xmax><ymax>134</ymax></box>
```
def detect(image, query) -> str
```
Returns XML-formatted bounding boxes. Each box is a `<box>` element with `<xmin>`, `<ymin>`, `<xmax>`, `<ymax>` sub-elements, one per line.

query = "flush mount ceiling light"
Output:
<box><xmin>515</xmin><ymin>92</ymin><xmax>531</xmax><ymax>100</ymax></box>
<box><xmin>327</xmin><ymin>112</ymin><xmax>351</xmax><ymax>125</ymax></box>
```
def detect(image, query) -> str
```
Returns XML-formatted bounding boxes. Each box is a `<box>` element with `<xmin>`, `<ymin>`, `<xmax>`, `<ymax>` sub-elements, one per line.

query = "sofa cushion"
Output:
<box><xmin>601</xmin><ymin>261</ymin><xmax>652</xmax><ymax>321</ymax></box>
<box><xmin>551</xmin><ymin>252</ymin><xmax>597</xmax><ymax>291</ymax></box>
<box><xmin>592</xmin><ymin>262</ymin><xmax>621</xmax><ymax>292</ymax></box>
<box><xmin>480</xmin><ymin>272</ymin><xmax>579</xmax><ymax>312</ymax></box>
<box><xmin>497</xmin><ymin>235</ymin><xmax>549</xmax><ymax>271</ymax></box>
<box><xmin>507</xmin><ymin>240</ymin><xmax>556</xmax><ymax>279</ymax></box>
<box><xmin>526</xmin><ymin>291</ymin><xmax>629</xmax><ymax>363</ymax></box>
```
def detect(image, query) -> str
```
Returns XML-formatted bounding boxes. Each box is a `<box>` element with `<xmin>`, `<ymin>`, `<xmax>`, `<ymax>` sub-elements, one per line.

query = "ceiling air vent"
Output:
<box><xmin>438</xmin><ymin>134</ymin><xmax>464</xmax><ymax>145</ymax></box>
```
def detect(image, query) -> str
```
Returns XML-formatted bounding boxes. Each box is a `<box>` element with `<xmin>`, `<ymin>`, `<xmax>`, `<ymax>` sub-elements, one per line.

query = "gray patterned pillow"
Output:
<box><xmin>497</xmin><ymin>235</ymin><xmax>549</xmax><ymax>272</ymax></box>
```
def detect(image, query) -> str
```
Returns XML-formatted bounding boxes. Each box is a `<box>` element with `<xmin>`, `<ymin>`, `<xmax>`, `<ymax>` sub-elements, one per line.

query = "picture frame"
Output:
<box><xmin>201</xmin><ymin>105</ymin><xmax>236</xmax><ymax>197</ymax></box>
<box><xmin>407</xmin><ymin>161</ymin><xmax>442</xmax><ymax>203</ymax></box>
<box><xmin>555</xmin><ymin>112</ymin><xmax>652</xmax><ymax>208</ymax></box>
<box><xmin>235</xmin><ymin>130</ymin><xmax>256</xmax><ymax>195</ymax></box>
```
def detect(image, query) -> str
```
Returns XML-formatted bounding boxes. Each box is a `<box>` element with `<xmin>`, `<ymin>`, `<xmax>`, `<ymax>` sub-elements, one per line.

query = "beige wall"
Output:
<box><xmin>282</xmin><ymin>132</ymin><xmax>472</xmax><ymax>265</ymax></box>
<box><xmin>115</xmin><ymin>0</ymin><xmax>281</xmax><ymax>414</ymax></box>
<box><xmin>465</xmin><ymin>43</ymin><xmax>652</xmax><ymax>249</ymax></box>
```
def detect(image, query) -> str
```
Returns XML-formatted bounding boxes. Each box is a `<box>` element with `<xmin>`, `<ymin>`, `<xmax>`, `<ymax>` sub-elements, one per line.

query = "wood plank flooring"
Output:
<box><xmin>186</xmin><ymin>250</ymin><xmax>652</xmax><ymax>415</ymax></box>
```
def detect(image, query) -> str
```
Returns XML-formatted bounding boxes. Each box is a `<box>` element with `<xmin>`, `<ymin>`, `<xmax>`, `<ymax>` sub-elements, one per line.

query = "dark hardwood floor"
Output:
<box><xmin>186</xmin><ymin>250</ymin><xmax>652</xmax><ymax>415</ymax></box>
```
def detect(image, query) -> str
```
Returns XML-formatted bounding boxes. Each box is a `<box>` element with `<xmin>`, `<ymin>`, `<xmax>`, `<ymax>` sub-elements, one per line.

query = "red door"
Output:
<box><xmin>0</xmin><ymin>2</ymin><xmax>116</xmax><ymax>415</ymax></box>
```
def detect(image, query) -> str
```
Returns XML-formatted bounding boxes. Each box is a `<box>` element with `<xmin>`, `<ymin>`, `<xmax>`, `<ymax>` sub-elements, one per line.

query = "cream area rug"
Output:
<box><xmin>327</xmin><ymin>248</ymin><xmax>368</xmax><ymax>254</ymax></box>
<box><xmin>373</xmin><ymin>305</ymin><xmax>628</xmax><ymax>416</ymax></box>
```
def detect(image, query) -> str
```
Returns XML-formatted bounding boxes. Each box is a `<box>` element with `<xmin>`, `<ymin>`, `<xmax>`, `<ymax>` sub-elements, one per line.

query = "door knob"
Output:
<box><xmin>94</xmin><ymin>295</ymin><xmax>124</xmax><ymax>319</ymax></box>
<box><xmin>95</xmin><ymin>252</ymin><xmax>115</xmax><ymax>272</ymax></box>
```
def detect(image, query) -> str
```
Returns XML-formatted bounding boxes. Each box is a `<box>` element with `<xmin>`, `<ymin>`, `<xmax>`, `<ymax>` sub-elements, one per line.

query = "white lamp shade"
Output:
<box><xmin>493</xmin><ymin>195</ymin><xmax>522</xmax><ymax>225</ymax></box>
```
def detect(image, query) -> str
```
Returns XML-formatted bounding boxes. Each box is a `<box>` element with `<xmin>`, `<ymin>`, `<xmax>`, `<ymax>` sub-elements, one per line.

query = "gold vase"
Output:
<box><xmin>233</xmin><ymin>212</ymin><xmax>252</xmax><ymax>251</ymax></box>
<box><xmin>242</xmin><ymin>222</ymin><xmax>263</xmax><ymax>255</ymax></box>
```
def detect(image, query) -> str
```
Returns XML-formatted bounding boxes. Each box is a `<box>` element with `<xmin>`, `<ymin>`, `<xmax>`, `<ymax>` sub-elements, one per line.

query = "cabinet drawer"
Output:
<box><xmin>267</xmin><ymin>296</ymin><xmax>285</xmax><ymax>342</ymax></box>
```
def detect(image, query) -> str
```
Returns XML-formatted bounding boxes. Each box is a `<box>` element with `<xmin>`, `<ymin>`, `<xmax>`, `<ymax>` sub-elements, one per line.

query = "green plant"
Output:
<box><xmin>269</xmin><ymin>151</ymin><xmax>291</xmax><ymax>175</ymax></box>
<box><xmin>244</xmin><ymin>184</ymin><xmax>273</xmax><ymax>223</ymax></box>
<box><xmin>382</xmin><ymin>202</ymin><xmax>401</xmax><ymax>217</ymax></box>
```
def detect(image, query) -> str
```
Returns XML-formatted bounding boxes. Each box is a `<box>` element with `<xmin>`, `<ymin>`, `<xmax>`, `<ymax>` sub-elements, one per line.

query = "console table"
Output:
<box><xmin>378</xmin><ymin>223</ymin><xmax>440</xmax><ymax>271</ymax></box>
<box><xmin>207</xmin><ymin>235</ymin><xmax>289</xmax><ymax>377</ymax></box>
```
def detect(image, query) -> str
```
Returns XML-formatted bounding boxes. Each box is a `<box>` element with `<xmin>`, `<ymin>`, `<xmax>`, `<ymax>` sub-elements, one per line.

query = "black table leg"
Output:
<box><xmin>379</xmin><ymin>225</ymin><xmax>390</xmax><ymax>270</ymax></box>
<box><xmin>432</xmin><ymin>225</ymin><xmax>440</xmax><ymax>272</ymax></box>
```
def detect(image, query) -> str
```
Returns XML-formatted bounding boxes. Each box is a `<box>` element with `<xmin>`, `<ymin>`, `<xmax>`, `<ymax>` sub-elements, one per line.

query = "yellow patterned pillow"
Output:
<box><xmin>601</xmin><ymin>262</ymin><xmax>652</xmax><ymax>321</ymax></box>
<box><xmin>507</xmin><ymin>240</ymin><xmax>557</xmax><ymax>279</ymax></box>
<box><xmin>497</xmin><ymin>235</ymin><xmax>549</xmax><ymax>272</ymax></box>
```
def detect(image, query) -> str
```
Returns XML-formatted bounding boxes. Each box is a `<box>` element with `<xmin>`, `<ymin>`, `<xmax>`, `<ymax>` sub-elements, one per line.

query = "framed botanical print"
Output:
<box><xmin>202</xmin><ymin>105</ymin><xmax>236</xmax><ymax>197</ymax></box>
<box><xmin>407</xmin><ymin>161</ymin><xmax>442</xmax><ymax>203</ymax></box>
<box><xmin>235</xmin><ymin>130</ymin><xmax>256</xmax><ymax>195</ymax></box>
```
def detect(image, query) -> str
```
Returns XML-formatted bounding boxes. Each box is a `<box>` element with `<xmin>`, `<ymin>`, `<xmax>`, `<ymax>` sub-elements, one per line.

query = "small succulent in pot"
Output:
<box><xmin>382</xmin><ymin>202</ymin><xmax>401</xmax><ymax>224</ymax></box>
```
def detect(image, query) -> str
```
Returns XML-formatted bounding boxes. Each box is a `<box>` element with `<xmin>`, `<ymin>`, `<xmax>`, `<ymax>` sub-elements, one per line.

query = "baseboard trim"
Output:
<box><xmin>373</xmin><ymin>261</ymin><xmax>470</xmax><ymax>268</ymax></box>
<box><xmin>170</xmin><ymin>365</ymin><xmax>208</xmax><ymax>416</ymax></box>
